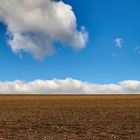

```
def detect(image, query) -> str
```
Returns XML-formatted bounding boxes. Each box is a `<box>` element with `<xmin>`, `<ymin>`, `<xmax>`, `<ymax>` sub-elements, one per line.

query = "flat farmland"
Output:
<box><xmin>0</xmin><ymin>95</ymin><xmax>139</xmax><ymax>140</ymax></box>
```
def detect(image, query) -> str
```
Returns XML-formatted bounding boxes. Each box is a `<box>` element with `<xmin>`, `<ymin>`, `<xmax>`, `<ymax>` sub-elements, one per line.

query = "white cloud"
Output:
<box><xmin>115</xmin><ymin>38</ymin><xmax>123</xmax><ymax>48</ymax></box>
<box><xmin>0</xmin><ymin>78</ymin><xmax>140</xmax><ymax>94</ymax></box>
<box><xmin>0</xmin><ymin>0</ymin><xmax>88</xmax><ymax>59</ymax></box>
<box><xmin>135</xmin><ymin>45</ymin><xmax>140</xmax><ymax>54</ymax></box>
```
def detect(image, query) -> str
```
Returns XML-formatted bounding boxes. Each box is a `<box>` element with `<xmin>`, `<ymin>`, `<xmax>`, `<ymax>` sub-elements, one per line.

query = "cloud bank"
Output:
<box><xmin>0</xmin><ymin>0</ymin><xmax>88</xmax><ymax>59</ymax></box>
<box><xmin>0</xmin><ymin>78</ymin><xmax>140</xmax><ymax>94</ymax></box>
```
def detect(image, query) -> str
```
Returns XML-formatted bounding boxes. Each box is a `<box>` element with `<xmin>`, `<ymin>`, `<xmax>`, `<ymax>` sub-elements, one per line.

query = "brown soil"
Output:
<box><xmin>0</xmin><ymin>95</ymin><xmax>139</xmax><ymax>140</ymax></box>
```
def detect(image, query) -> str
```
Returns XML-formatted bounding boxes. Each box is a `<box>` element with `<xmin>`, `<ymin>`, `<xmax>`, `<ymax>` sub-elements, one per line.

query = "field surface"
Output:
<box><xmin>0</xmin><ymin>95</ymin><xmax>139</xmax><ymax>140</ymax></box>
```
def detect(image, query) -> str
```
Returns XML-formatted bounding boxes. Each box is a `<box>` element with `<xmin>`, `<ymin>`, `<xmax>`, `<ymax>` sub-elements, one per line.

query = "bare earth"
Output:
<box><xmin>0</xmin><ymin>95</ymin><xmax>139</xmax><ymax>140</ymax></box>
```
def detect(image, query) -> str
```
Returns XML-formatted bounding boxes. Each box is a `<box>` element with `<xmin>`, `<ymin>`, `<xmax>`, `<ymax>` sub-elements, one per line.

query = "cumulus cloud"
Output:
<box><xmin>115</xmin><ymin>38</ymin><xmax>123</xmax><ymax>48</ymax></box>
<box><xmin>0</xmin><ymin>0</ymin><xmax>88</xmax><ymax>59</ymax></box>
<box><xmin>0</xmin><ymin>78</ymin><xmax>140</xmax><ymax>94</ymax></box>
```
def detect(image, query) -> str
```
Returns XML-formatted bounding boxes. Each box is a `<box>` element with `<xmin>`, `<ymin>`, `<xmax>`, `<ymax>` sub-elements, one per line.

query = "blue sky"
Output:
<box><xmin>0</xmin><ymin>0</ymin><xmax>140</xmax><ymax>84</ymax></box>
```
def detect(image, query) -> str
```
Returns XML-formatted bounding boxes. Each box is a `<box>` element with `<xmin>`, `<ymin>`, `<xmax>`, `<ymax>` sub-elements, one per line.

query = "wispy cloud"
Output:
<box><xmin>0</xmin><ymin>78</ymin><xmax>140</xmax><ymax>94</ymax></box>
<box><xmin>0</xmin><ymin>0</ymin><xmax>88</xmax><ymax>59</ymax></box>
<box><xmin>135</xmin><ymin>45</ymin><xmax>140</xmax><ymax>54</ymax></box>
<box><xmin>115</xmin><ymin>38</ymin><xmax>123</xmax><ymax>48</ymax></box>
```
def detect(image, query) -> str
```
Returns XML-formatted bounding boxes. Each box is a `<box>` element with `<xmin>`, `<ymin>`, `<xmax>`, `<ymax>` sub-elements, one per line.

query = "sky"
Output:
<box><xmin>0</xmin><ymin>0</ymin><xmax>140</xmax><ymax>94</ymax></box>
